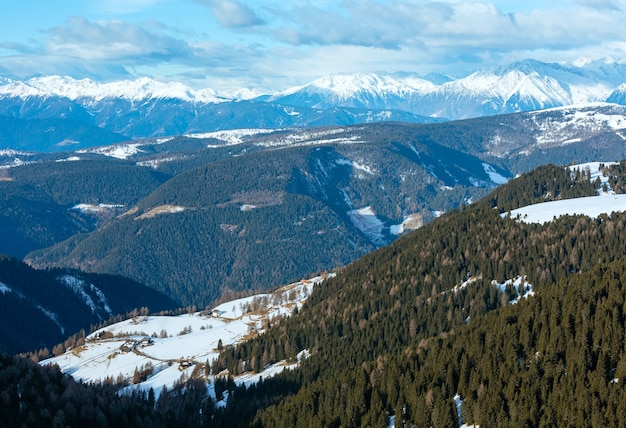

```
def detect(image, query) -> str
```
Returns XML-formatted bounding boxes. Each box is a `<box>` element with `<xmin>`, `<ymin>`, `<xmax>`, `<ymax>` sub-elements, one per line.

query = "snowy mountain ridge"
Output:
<box><xmin>1</xmin><ymin>58</ymin><xmax>626</xmax><ymax>123</ymax></box>
<box><xmin>0</xmin><ymin>75</ymin><xmax>226</xmax><ymax>103</ymax></box>
<box><xmin>267</xmin><ymin>58</ymin><xmax>626</xmax><ymax>119</ymax></box>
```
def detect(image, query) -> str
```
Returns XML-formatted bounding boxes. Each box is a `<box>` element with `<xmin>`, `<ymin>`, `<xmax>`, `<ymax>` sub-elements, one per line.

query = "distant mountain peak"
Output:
<box><xmin>1</xmin><ymin>75</ymin><xmax>227</xmax><ymax>103</ymax></box>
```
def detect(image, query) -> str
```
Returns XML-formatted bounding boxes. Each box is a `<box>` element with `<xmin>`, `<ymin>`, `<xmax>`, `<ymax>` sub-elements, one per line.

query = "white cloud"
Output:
<box><xmin>197</xmin><ymin>0</ymin><xmax>265</xmax><ymax>28</ymax></box>
<box><xmin>265</xmin><ymin>1</ymin><xmax>626</xmax><ymax>54</ymax></box>
<box><xmin>1</xmin><ymin>0</ymin><xmax>626</xmax><ymax>93</ymax></box>
<box><xmin>43</xmin><ymin>17</ymin><xmax>192</xmax><ymax>61</ymax></box>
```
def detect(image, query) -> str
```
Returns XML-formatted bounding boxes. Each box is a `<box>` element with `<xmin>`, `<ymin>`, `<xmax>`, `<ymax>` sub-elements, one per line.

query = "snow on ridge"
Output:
<box><xmin>0</xmin><ymin>157</ymin><xmax>36</xmax><ymax>169</ymax></box>
<box><xmin>90</xmin><ymin>284</ymin><xmax>113</xmax><ymax>315</ymax></box>
<box><xmin>446</xmin><ymin>68</ymin><xmax>572</xmax><ymax>105</ymax></box>
<box><xmin>59</xmin><ymin>275</ymin><xmax>97</xmax><ymax>314</ymax></box>
<box><xmin>0</xmin><ymin>282</ymin><xmax>10</xmax><ymax>294</ymax></box>
<box><xmin>189</xmin><ymin>128</ymin><xmax>278</xmax><ymax>146</ymax></box>
<box><xmin>570</xmin><ymin>109</ymin><xmax>626</xmax><ymax>131</ymax></box>
<box><xmin>531</xmin><ymin>101</ymin><xmax>617</xmax><ymax>115</ymax></box>
<box><xmin>1</xmin><ymin>75</ymin><xmax>228</xmax><ymax>103</ymax></box>
<box><xmin>186</xmin><ymin>128</ymin><xmax>361</xmax><ymax>148</ymax></box>
<box><xmin>72</xmin><ymin>203</ymin><xmax>124</xmax><ymax>213</ymax></box>
<box><xmin>0</xmin><ymin>149</ymin><xmax>31</xmax><ymax>156</ymax></box>
<box><xmin>77</xmin><ymin>143</ymin><xmax>143</xmax><ymax>160</ymax></box>
<box><xmin>301</xmin><ymin>72</ymin><xmax>438</xmax><ymax>99</ymax></box>
<box><xmin>256</xmin><ymin>129</ymin><xmax>362</xmax><ymax>148</ymax></box>
<box><xmin>0</xmin><ymin>80</ymin><xmax>48</xmax><ymax>98</ymax></box>
<box><xmin>505</xmin><ymin>194</ymin><xmax>626</xmax><ymax>224</ymax></box>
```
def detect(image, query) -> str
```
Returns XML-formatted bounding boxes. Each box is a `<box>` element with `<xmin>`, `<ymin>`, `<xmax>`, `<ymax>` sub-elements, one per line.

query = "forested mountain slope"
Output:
<box><xmin>7</xmin><ymin>103</ymin><xmax>626</xmax><ymax>307</ymax></box>
<box><xmin>0</xmin><ymin>115</ymin><xmax>128</xmax><ymax>152</ymax></box>
<box><xmin>0</xmin><ymin>158</ymin><xmax>170</xmax><ymax>258</ymax></box>
<box><xmin>1</xmin><ymin>102</ymin><xmax>623</xmax><ymax>261</ymax></box>
<box><xmin>25</xmin><ymin>140</ymin><xmax>497</xmax><ymax>305</ymax></box>
<box><xmin>0</xmin><ymin>354</ymin><xmax>170</xmax><ymax>427</ymax></box>
<box><xmin>0</xmin><ymin>256</ymin><xmax>178</xmax><ymax>355</ymax></box>
<box><xmin>7</xmin><ymin>161</ymin><xmax>626</xmax><ymax>427</ymax></box>
<box><xmin>201</xmin><ymin>162</ymin><xmax>626</xmax><ymax>426</ymax></box>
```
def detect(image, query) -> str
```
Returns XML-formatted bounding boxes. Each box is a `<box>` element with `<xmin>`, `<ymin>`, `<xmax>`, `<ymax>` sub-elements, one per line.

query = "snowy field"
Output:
<box><xmin>42</xmin><ymin>274</ymin><xmax>332</xmax><ymax>400</ymax></box>
<box><xmin>505</xmin><ymin>162</ymin><xmax>626</xmax><ymax>224</ymax></box>
<box><xmin>506</xmin><ymin>194</ymin><xmax>626</xmax><ymax>224</ymax></box>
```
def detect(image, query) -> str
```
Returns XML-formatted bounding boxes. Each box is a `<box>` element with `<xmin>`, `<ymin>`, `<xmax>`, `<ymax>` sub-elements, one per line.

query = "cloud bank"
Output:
<box><xmin>0</xmin><ymin>0</ymin><xmax>624</xmax><ymax>93</ymax></box>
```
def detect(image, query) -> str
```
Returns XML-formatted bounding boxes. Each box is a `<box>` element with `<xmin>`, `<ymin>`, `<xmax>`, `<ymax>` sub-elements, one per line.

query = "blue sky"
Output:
<box><xmin>1</xmin><ymin>0</ymin><xmax>625</xmax><ymax>95</ymax></box>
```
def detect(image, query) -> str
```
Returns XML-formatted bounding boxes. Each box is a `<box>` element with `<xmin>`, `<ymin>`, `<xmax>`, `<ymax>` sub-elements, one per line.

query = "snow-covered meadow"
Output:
<box><xmin>505</xmin><ymin>162</ymin><xmax>626</xmax><ymax>224</ymax></box>
<box><xmin>42</xmin><ymin>274</ymin><xmax>332</xmax><ymax>400</ymax></box>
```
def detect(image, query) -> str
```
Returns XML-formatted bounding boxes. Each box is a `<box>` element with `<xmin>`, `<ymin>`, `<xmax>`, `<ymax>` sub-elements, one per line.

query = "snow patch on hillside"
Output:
<box><xmin>455</xmin><ymin>393</ymin><xmax>480</xmax><ymax>428</ymax></box>
<box><xmin>506</xmin><ymin>194</ymin><xmax>626</xmax><ymax>224</ymax></box>
<box><xmin>135</xmin><ymin>205</ymin><xmax>186</xmax><ymax>219</ymax></box>
<box><xmin>492</xmin><ymin>276</ymin><xmax>534</xmax><ymax>304</ymax></box>
<box><xmin>482</xmin><ymin>163</ymin><xmax>508</xmax><ymax>184</ymax></box>
<box><xmin>390</xmin><ymin>213</ymin><xmax>424</xmax><ymax>235</ymax></box>
<box><xmin>569</xmin><ymin>161</ymin><xmax>618</xmax><ymax>193</ymax></box>
<box><xmin>336</xmin><ymin>158</ymin><xmax>375</xmax><ymax>176</ymax></box>
<box><xmin>136</xmin><ymin>156</ymin><xmax>182</xmax><ymax>168</ymax></box>
<box><xmin>36</xmin><ymin>306</ymin><xmax>64</xmax><ymax>335</ymax></box>
<box><xmin>72</xmin><ymin>203</ymin><xmax>124</xmax><ymax>213</ymax></box>
<box><xmin>199</xmin><ymin>128</ymin><xmax>362</xmax><ymax>149</ymax></box>
<box><xmin>78</xmin><ymin>143</ymin><xmax>143</xmax><ymax>160</ymax></box>
<box><xmin>57</xmin><ymin>275</ymin><xmax>112</xmax><ymax>316</ymax></box>
<box><xmin>504</xmin><ymin>161</ymin><xmax>626</xmax><ymax>223</ymax></box>
<box><xmin>532</xmin><ymin>105</ymin><xmax>626</xmax><ymax>146</ymax></box>
<box><xmin>55</xmin><ymin>156</ymin><xmax>81</xmax><ymax>162</ymax></box>
<box><xmin>348</xmin><ymin>206</ymin><xmax>386</xmax><ymax>245</ymax></box>
<box><xmin>90</xmin><ymin>284</ymin><xmax>113</xmax><ymax>315</ymax></box>
<box><xmin>190</xmin><ymin>128</ymin><xmax>277</xmax><ymax>146</ymax></box>
<box><xmin>59</xmin><ymin>275</ymin><xmax>99</xmax><ymax>315</ymax></box>
<box><xmin>0</xmin><ymin>282</ymin><xmax>10</xmax><ymax>294</ymax></box>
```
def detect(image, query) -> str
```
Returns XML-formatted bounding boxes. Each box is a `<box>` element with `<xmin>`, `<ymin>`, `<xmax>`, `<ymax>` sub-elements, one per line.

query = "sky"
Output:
<box><xmin>1</xmin><ymin>0</ymin><xmax>626</xmax><ymax>95</ymax></box>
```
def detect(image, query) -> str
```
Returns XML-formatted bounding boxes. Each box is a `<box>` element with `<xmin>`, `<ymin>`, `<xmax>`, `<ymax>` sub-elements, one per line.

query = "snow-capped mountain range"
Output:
<box><xmin>267</xmin><ymin>58</ymin><xmax>626</xmax><ymax>118</ymax></box>
<box><xmin>1</xmin><ymin>58</ymin><xmax>626</xmax><ymax>145</ymax></box>
<box><xmin>0</xmin><ymin>75</ymin><xmax>226</xmax><ymax>103</ymax></box>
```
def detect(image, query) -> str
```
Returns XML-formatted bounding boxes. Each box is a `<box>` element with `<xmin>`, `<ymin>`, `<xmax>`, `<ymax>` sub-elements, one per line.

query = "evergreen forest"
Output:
<box><xmin>6</xmin><ymin>161</ymin><xmax>626</xmax><ymax>426</ymax></box>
